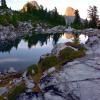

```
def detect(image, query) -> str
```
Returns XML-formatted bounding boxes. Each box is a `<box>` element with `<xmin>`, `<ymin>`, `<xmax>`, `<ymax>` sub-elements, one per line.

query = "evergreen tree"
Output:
<box><xmin>1</xmin><ymin>0</ymin><xmax>7</xmax><ymax>9</ymax></box>
<box><xmin>88</xmin><ymin>6</ymin><xmax>99</xmax><ymax>28</ymax></box>
<box><xmin>71</xmin><ymin>10</ymin><xmax>83</xmax><ymax>29</ymax></box>
<box><xmin>73</xmin><ymin>10</ymin><xmax>81</xmax><ymax>24</ymax></box>
<box><xmin>84</xmin><ymin>18</ymin><xmax>89</xmax><ymax>28</ymax></box>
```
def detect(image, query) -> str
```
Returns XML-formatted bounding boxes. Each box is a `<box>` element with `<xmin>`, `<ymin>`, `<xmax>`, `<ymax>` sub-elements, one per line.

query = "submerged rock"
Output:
<box><xmin>8</xmin><ymin>67</ymin><xmax>17</xmax><ymax>73</ymax></box>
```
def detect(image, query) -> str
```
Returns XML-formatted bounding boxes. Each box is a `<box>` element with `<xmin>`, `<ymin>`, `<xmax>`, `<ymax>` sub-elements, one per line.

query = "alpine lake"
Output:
<box><xmin>0</xmin><ymin>33</ymin><xmax>88</xmax><ymax>72</ymax></box>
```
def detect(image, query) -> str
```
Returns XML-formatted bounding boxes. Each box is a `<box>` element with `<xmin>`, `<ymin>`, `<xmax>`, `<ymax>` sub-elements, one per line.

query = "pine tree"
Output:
<box><xmin>88</xmin><ymin>6</ymin><xmax>99</xmax><ymax>28</ymax></box>
<box><xmin>73</xmin><ymin>10</ymin><xmax>81</xmax><ymax>25</ymax></box>
<box><xmin>1</xmin><ymin>0</ymin><xmax>7</xmax><ymax>9</ymax></box>
<box><xmin>84</xmin><ymin>18</ymin><xmax>89</xmax><ymax>28</ymax></box>
<box><xmin>71</xmin><ymin>9</ymin><xmax>83</xmax><ymax>29</ymax></box>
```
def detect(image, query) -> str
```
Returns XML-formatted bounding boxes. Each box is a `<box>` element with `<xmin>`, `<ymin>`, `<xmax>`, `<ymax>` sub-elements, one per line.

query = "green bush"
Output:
<box><xmin>27</xmin><ymin>64</ymin><xmax>38</xmax><ymax>75</ymax></box>
<box><xmin>10</xmin><ymin>15</ymin><xmax>18</xmax><ymax>27</ymax></box>
<box><xmin>0</xmin><ymin>14</ymin><xmax>18</xmax><ymax>27</ymax></box>
<box><xmin>59</xmin><ymin>47</ymin><xmax>75</xmax><ymax>61</ymax></box>
<box><xmin>8</xmin><ymin>84</ymin><xmax>26</xmax><ymax>100</ymax></box>
<box><xmin>39</xmin><ymin>56</ymin><xmax>59</xmax><ymax>71</ymax></box>
<box><xmin>59</xmin><ymin>47</ymin><xmax>85</xmax><ymax>63</ymax></box>
<box><xmin>72</xmin><ymin>38</ymin><xmax>80</xmax><ymax>44</ymax></box>
<box><xmin>0</xmin><ymin>15</ymin><xmax>10</xmax><ymax>26</ymax></box>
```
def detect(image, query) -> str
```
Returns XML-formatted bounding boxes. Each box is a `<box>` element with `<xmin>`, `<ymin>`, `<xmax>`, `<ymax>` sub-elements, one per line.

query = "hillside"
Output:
<box><xmin>0</xmin><ymin>0</ymin><xmax>66</xmax><ymax>27</ymax></box>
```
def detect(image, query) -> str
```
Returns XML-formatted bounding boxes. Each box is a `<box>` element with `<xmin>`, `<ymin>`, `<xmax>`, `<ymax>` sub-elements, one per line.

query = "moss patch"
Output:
<box><xmin>39</xmin><ymin>56</ymin><xmax>59</xmax><ymax>71</ymax></box>
<box><xmin>27</xmin><ymin>64</ymin><xmax>38</xmax><ymax>75</ymax></box>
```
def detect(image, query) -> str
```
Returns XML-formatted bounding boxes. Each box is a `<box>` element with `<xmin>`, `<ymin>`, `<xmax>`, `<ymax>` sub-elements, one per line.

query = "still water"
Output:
<box><xmin>0</xmin><ymin>33</ymin><xmax>88</xmax><ymax>72</ymax></box>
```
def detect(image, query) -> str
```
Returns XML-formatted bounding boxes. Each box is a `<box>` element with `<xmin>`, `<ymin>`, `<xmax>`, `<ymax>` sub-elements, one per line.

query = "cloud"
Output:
<box><xmin>0</xmin><ymin>58</ymin><xmax>24</xmax><ymax>63</ymax></box>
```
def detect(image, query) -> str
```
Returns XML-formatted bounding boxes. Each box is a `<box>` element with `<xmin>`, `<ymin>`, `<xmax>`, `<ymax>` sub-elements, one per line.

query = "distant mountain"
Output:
<box><xmin>65</xmin><ymin>7</ymin><xmax>84</xmax><ymax>25</ymax></box>
<box><xmin>65</xmin><ymin>7</ymin><xmax>75</xmax><ymax>16</ymax></box>
<box><xmin>64</xmin><ymin>7</ymin><xmax>75</xmax><ymax>25</ymax></box>
<box><xmin>21</xmin><ymin>0</ymin><xmax>39</xmax><ymax>12</ymax></box>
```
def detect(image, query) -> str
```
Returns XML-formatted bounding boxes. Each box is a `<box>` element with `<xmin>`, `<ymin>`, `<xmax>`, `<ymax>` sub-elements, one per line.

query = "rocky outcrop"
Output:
<box><xmin>0</xmin><ymin>8</ymin><xmax>13</xmax><ymax>15</ymax></box>
<box><xmin>38</xmin><ymin>33</ymin><xmax>100</xmax><ymax>100</ymax></box>
<box><xmin>65</xmin><ymin>7</ymin><xmax>75</xmax><ymax>25</ymax></box>
<box><xmin>21</xmin><ymin>0</ymin><xmax>39</xmax><ymax>12</ymax></box>
<box><xmin>64</xmin><ymin>7</ymin><xmax>84</xmax><ymax>25</ymax></box>
<box><xmin>34</xmin><ymin>25</ymin><xmax>66</xmax><ymax>34</ymax></box>
<box><xmin>44</xmin><ymin>25</ymin><xmax>66</xmax><ymax>34</ymax></box>
<box><xmin>81</xmin><ymin>28</ymin><xmax>100</xmax><ymax>37</ymax></box>
<box><xmin>65</xmin><ymin>7</ymin><xmax>75</xmax><ymax>16</ymax></box>
<box><xmin>0</xmin><ymin>21</ymin><xmax>33</xmax><ymax>41</ymax></box>
<box><xmin>50</xmin><ymin>33</ymin><xmax>100</xmax><ymax>100</ymax></box>
<box><xmin>61</xmin><ymin>52</ymin><xmax>100</xmax><ymax>100</ymax></box>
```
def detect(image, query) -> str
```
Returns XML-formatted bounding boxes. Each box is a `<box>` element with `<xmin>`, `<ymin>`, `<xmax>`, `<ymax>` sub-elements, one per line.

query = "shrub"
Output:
<box><xmin>39</xmin><ymin>56</ymin><xmax>59</xmax><ymax>71</ymax></box>
<box><xmin>59</xmin><ymin>47</ymin><xmax>76</xmax><ymax>62</ymax></box>
<box><xmin>72</xmin><ymin>37</ymin><xmax>80</xmax><ymax>44</ymax></box>
<box><xmin>0</xmin><ymin>15</ymin><xmax>10</xmax><ymax>26</ymax></box>
<box><xmin>27</xmin><ymin>64</ymin><xmax>38</xmax><ymax>75</ymax></box>
<box><xmin>10</xmin><ymin>15</ymin><xmax>18</xmax><ymax>27</ymax></box>
<box><xmin>59</xmin><ymin>47</ymin><xmax>85</xmax><ymax>63</ymax></box>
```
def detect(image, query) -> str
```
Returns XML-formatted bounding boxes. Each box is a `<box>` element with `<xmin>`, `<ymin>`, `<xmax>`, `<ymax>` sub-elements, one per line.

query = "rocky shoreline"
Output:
<box><xmin>1</xmin><ymin>22</ymin><xmax>100</xmax><ymax>42</ymax></box>
<box><xmin>0</xmin><ymin>23</ymin><xmax>73</xmax><ymax>42</ymax></box>
<box><xmin>18</xmin><ymin>31</ymin><xmax>100</xmax><ymax>100</ymax></box>
<box><xmin>0</xmin><ymin>21</ymin><xmax>33</xmax><ymax>41</ymax></box>
<box><xmin>1</xmin><ymin>29</ymin><xmax>100</xmax><ymax>100</ymax></box>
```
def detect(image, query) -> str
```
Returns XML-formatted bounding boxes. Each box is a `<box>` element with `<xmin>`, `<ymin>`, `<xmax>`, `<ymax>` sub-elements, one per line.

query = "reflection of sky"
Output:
<box><xmin>0</xmin><ymin>37</ymin><xmax>54</xmax><ymax>71</ymax></box>
<box><xmin>17</xmin><ymin>40</ymin><xmax>28</xmax><ymax>49</ymax></box>
<box><xmin>0</xmin><ymin>58</ymin><xmax>24</xmax><ymax>63</ymax></box>
<box><xmin>79</xmin><ymin>34</ymin><xmax>88</xmax><ymax>44</ymax></box>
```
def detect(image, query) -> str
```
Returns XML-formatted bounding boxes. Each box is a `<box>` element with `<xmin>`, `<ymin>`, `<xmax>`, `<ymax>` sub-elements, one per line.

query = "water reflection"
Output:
<box><xmin>24</xmin><ymin>34</ymin><xmax>51</xmax><ymax>48</ymax></box>
<box><xmin>0</xmin><ymin>33</ymin><xmax>88</xmax><ymax>71</ymax></box>
<box><xmin>0</xmin><ymin>39</ymin><xmax>21</xmax><ymax>52</ymax></box>
<box><xmin>0</xmin><ymin>33</ymin><xmax>64</xmax><ymax>52</ymax></box>
<box><xmin>63</xmin><ymin>33</ymin><xmax>75</xmax><ymax>39</ymax></box>
<box><xmin>79</xmin><ymin>34</ymin><xmax>88</xmax><ymax>44</ymax></box>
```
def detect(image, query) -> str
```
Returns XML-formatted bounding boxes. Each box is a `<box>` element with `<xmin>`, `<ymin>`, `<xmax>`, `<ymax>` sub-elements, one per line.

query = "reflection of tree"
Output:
<box><xmin>0</xmin><ymin>39</ymin><xmax>21</xmax><ymax>52</ymax></box>
<box><xmin>52</xmin><ymin>33</ymin><xmax>62</xmax><ymax>45</ymax></box>
<box><xmin>25</xmin><ymin>34</ymin><xmax>55</xmax><ymax>48</ymax></box>
<box><xmin>24</xmin><ymin>34</ymin><xmax>50</xmax><ymax>48</ymax></box>
<box><xmin>24</xmin><ymin>33</ymin><xmax>63</xmax><ymax>48</ymax></box>
<box><xmin>0</xmin><ymin>33</ymin><xmax>63</xmax><ymax>52</ymax></box>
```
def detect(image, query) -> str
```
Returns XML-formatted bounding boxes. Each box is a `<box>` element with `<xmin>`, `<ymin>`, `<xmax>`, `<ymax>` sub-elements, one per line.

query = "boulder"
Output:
<box><xmin>47</xmin><ymin>67</ymin><xmax>56</xmax><ymax>74</ymax></box>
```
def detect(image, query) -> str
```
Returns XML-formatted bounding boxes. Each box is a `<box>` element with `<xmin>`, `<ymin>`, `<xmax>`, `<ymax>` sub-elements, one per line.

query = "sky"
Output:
<box><xmin>6</xmin><ymin>0</ymin><xmax>100</xmax><ymax>19</ymax></box>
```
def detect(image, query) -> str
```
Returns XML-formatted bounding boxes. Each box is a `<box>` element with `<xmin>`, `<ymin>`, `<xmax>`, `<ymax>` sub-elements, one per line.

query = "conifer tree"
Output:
<box><xmin>71</xmin><ymin>10</ymin><xmax>83</xmax><ymax>29</ymax></box>
<box><xmin>1</xmin><ymin>0</ymin><xmax>7</xmax><ymax>9</ymax></box>
<box><xmin>88</xmin><ymin>6</ymin><xmax>99</xmax><ymax>28</ymax></box>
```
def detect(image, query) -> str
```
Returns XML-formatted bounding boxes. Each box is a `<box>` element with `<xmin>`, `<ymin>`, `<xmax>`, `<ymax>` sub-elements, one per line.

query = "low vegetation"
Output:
<box><xmin>7</xmin><ymin>83</ymin><xmax>26</xmax><ymax>100</ymax></box>
<box><xmin>27</xmin><ymin>42</ymin><xmax>86</xmax><ymax>91</ymax></box>
<box><xmin>27</xmin><ymin>64</ymin><xmax>38</xmax><ymax>75</ymax></box>
<box><xmin>39</xmin><ymin>56</ymin><xmax>59</xmax><ymax>71</ymax></box>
